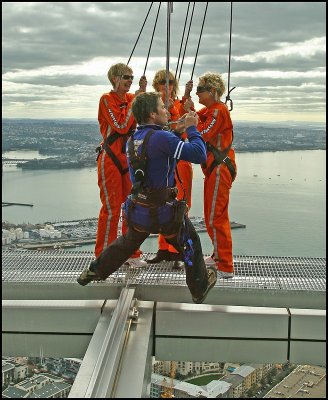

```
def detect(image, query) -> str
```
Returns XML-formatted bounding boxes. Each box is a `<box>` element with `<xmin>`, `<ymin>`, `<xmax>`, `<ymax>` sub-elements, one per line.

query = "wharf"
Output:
<box><xmin>2</xmin><ymin>202</ymin><xmax>34</xmax><ymax>207</ymax></box>
<box><xmin>16</xmin><ymin>221</ymin><xmax>246</xmax><ymax>251</ymax></box>
<box><xmin>17</xmin><ymin>239</ymin><xmax>95</xmax><ymax>250</ymax></box>
<box><xmin>7</xmin><ymin>216</ymin><xmax>246</xmax><ymax>251</ymax></box>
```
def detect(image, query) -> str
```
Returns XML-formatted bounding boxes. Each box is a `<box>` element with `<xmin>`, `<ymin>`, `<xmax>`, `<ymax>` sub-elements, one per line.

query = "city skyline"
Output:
<box><xmin>2</xmin><ymin>2</ymin><xmax>326</xmax><ymax>122</ymax></box>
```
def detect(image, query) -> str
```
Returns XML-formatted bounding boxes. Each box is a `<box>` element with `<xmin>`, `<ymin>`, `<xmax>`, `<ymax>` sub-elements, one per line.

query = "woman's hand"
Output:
<box><xmin>135</xmin><ymin>75</ymin><xmax>147</xmax><ymax>95</ymax></box>
<box><xmin>183</xmin><ymin>98</ymin><xmax>194</xmax><ymax>112</ymax></box>
<box><xmin>184</xmin><ymin>80</ymin><xmax>193</xmax><ymax>98</ymax></box>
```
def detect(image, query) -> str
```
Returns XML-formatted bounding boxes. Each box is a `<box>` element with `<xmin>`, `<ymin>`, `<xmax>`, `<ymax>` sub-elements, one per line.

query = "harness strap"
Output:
<box><xmin>98</xmin><ymin>132</ymin><xmax>132</xmax><ymax>175</ymax></box>
<box><xmin>132</xmin><ymin>187</ymin><xmax>178</xmax><ymax>207</ymax></box>
<box><xmin>103</xmin><ymin>144</ymin><xmax>129</xmax><ymax>175</ymax></box>
<box><xmin>206</xmin><ymin>142</ymin><xmax>236</xmax><ymax>180</ymax></box>
<box><xmin>128</xmin><ymin>129</ymin><xmax>155</xmax><ymax>187</ymax></box>
<box><xmin>174</xmin><ymin>162</ymin><xmax>186</xmax><ymax>200</ymax></box>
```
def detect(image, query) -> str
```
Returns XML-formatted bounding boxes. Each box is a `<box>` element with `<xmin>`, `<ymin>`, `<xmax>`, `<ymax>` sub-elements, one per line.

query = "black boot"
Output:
<box><xmin>77</xmin><ymin>259</ymin><xmax>102</xmax><ymax>286</ymax></box>
<box><xmin>147</xmin><ymin>249</ymin><xmax>172</xmax><ymax>264</ymax></box>
<box><xmin>170</xmin><ymin>252</ymin><xmax>184</xmax><ymax>261</ymax></box>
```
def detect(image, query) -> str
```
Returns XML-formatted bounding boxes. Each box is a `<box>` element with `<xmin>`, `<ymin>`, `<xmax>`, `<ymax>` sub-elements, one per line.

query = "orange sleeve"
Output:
<box><xmin>98</xmin><ymin>92</ymin><xmax>136</xmax><ymax>139</ymax></box>
<box><xmin>196</xmin><ymin>107</ymin><xmax>208</xmax><ymax>123</ymax></box>
<box><xmin>169</xmin><ymin>99</ymin><xmax>181</xmax><ymax>121</ymax></box>
<box><xmin>197</xmin><ymin>104</ymin><xmax>233</xmax><ymax>148</ymax></box>
<box><xmin>170</xmin><ymin>99</ymin><xmax>188</xmax><ymax>140</ymax></box>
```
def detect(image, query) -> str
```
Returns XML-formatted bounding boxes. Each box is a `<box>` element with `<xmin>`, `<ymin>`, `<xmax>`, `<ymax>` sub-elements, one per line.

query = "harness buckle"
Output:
<box><xmin>95</xmin><ymin>145</ymin><xmax>103</xmax><ymax>161</ymax></box>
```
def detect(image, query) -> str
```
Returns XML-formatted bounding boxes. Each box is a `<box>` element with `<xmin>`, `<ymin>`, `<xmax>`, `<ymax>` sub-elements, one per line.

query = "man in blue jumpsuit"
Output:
<box><xmin>77</xmin><ymin>92</ymin><xmax>217</xmax><ymax>303</ymax></box>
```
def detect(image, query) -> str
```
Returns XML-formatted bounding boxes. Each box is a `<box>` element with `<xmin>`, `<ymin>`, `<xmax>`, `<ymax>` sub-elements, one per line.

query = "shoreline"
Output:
<box><xmin>2</xmin><ymin>217</ymin><xmax>246</xmax><ymax>251</ymax></box>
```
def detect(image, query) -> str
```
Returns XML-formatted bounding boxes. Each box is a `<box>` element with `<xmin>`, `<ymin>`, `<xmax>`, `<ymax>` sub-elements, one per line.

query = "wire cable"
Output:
<box><xmin>225</xmin><ymin>2</ymin><xmax>236</xmax><ymax>111</ymax></box>
<box><xmin>144</xmin><ymin>2</ymin><xmax>162</xmax><ymax>76</ymax></box>
<box><xmin>127</xmin><ymin>2</ymin><xmax>154</xmax><ymax>65</ymax></box>
<box><xmin>177</xmin><ymin>2</ymin><xmax>195</xmax><ymax>81</ymax></box>
<box><xmin>190</xmin><ymin>2</ymin><xmax>208</xmax><ymax>80</ymax></box>
<box><xmin>165</xmin><ymin>2</ymin><xmax>173</xmax><ymax>110</ymax></box>
<box><xmin>174</xmin><ymin>2</ymin><xmax>191</xmax><ymax>81</ymax></box>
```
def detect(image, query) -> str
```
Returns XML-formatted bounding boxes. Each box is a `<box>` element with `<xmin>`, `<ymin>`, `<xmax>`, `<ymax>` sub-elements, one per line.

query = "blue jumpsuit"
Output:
<box><xmin>92</xmin><ymin>123</ymin><xmax>209</xmax><ymax>299</ymax></box>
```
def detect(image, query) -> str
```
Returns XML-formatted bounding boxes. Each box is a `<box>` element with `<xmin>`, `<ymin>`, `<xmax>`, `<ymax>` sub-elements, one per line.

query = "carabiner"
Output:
<box><xmin>225</xmin><ymin>86</ymin><xmax>236</xmax><ymax>112</ymax></box>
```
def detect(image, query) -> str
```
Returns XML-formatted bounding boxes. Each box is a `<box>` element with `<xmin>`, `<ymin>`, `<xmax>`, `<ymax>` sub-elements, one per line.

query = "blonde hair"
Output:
<box><xmin>152</xmin><ymin>69</ymin><xmax>179</xmax><ymax>99</ymax></box>
<box><xmin>107</xmin><ymin>63</ymin><xmax>133</xmax><ymax>86</ymax></box>
<box><xmin>199</xmin><ymin>72</ymin><xmax>226</xmax><ymax>101</ymax></box>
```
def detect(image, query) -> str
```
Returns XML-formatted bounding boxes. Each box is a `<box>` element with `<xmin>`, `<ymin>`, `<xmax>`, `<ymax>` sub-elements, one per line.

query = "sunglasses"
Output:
<box><xmin>196</xmin><ymin>85</ymin><xmax>211</xmax><ymax>93</ymax></box>
<box><xmin>121</xmin><ymin>74</ymin><xmax>134</xmax><ymax>80</ymax></box>
<box><xmin>158</xmin><ymin>79</ymin><xmax>174</xmax><ymax>85</ymax></box>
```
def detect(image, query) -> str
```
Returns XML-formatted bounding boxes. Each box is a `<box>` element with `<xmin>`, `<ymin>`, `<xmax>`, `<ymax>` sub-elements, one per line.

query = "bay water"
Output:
<box><xmin>2</xmin><ymin>150</ymin><xmax>326</xmax><ymax>258</ymax></box>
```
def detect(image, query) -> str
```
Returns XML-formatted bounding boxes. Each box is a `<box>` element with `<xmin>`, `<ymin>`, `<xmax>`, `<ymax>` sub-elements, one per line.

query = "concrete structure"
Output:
<box><xmin>2</xmin><ymin>362</ymin><xmax>15</xmax><ymax>389</ymax></box>
<box><xmin>153</xmin><ymin>360</ymin><xmax>222</xmax><ymax>377</ymax></box>
<box><xmin>13</xmin><ymin>362</ymin><xmax>28</xmax><ymax>382</ymax></box>
<box><xmin>2</xmin><ymin>250</ymin><xmax>326</xmax><ymax>398</ymax></box>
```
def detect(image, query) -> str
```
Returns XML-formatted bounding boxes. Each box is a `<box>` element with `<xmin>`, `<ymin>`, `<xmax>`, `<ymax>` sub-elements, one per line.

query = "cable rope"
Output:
<box><xmin>165</xmin><ymin>2</ymin><xmax>173</xmax><ymax>110</ymax></box>
<box><xmin>144</xmin><ymin>2</ymin><xmax>162</xmax><ymax>76</ymax></box>
<box><xmin>177</xmin><ymin>2</ymin><xmax>195</xmax><ymax>81</ymax></box>
<box><xmin>127</xmin><ymin>2</ymin><xmax>154</xmax><ymax>65</ymax></box>
<box><xmin>174</xmin><ymin>2</ymin><xmax>191</xmax><ymax>81</ymax></box>
<box><xmin>190</xmin><ymin>2</ymin><xmax>208</xmax><ymax>80</ymax></box>
<box><xmin>225</xmin><ymin>2</ymin><xmax>236</xmax><ymax>111</ymax></box>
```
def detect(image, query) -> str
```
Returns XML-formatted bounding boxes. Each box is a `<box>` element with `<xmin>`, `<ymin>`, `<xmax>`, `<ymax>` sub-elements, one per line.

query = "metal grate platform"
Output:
<box><xmin>2</xmin><ymin>249</ymin><xmax>325</xmax><ymax>292</ymax></box>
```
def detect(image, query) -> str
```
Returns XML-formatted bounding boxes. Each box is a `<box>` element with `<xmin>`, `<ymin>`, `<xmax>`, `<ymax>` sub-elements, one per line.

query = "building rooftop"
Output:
<box><xmin>265</xmin><ymin>365</ymin><xmax>326</xmax><ymax>398</ymax></box>
<box><xmin>2</xmin><ymin>362</ymin><xmax>15</xmax><ymax>373</ymax></box>
<box><xmin>28</xmin><ymin>381</ymin><xmax>71</xmax><ymax>398</ymax></box>
<box><xmin>2</xmin><ymin>386</ymin><xmax>28</xmax><ymax>398</ymax></box>
<box><xmin>205</xmin><ymin>380</ymin><xmax>232</xmax><ymax>396</ymax></box>
<box><xmin>232</xmin><ymin>364</ymin><xmax>256</xmax><ymax>377</ymax></box>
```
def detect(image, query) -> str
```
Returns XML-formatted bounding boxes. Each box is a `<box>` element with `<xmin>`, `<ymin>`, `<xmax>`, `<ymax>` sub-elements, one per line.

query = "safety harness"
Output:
<box><xmin>206</xmin><ymin>140</ymin><xmax>236</xmax><ymax>181</ymax></box>
<box><xmin>126</xmin><ymin>129</ymin><xmax>179</xmax><ymax>232</ymax></box>
<box><xmin>202</xmin><ymin>108</ymin><xmax>236</xmax><ymax>180</ymax></box>
<box><xmin>96</xmin><ymin>131</ymin><xmax>132</xmax><ymax>175</ymax></box>
<box><xmin>128</xmin><ymin>129</ymin><xmax>178</xmax><ymax>205</ymax></box>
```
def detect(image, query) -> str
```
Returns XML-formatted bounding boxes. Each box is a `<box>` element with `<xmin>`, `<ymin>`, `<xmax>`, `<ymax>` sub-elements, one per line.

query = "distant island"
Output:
<box><xmin>2</xmin><ymin>119</ymin><xmax>326</xmax><ymax>170</ymax></box>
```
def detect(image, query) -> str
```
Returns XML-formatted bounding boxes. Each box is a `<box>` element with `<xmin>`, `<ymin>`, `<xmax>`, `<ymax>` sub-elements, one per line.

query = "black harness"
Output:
<box><xmin>96</xmin><ymin>131</ymin><xmax>131</xmax><ymax>175</ymax></box>
<box><xmin>128</xmin><ymin>129</ymin><xmax>154</xmax><ymax>194</ymax></box>
<box><xmin>127</xmin><ymin>129</ymin><xmax>178</xmax><ymax>205</ymax></box>
<box><xmin>206</xmin><ymin>141</ymin><xmax>236</xmax><ymax>180</ymax></box>
<box><xmin>126</xmin><ymin>129</ymin><xmax>178</xmax><ymax>230</ymax></box>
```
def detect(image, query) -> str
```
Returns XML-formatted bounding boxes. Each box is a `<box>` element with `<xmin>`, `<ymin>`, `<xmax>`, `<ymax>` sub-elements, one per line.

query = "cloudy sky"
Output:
<box><xmin>2</xmin><ymin>2</ymin><xmax>326</xmax><ymax>122</ymax></box>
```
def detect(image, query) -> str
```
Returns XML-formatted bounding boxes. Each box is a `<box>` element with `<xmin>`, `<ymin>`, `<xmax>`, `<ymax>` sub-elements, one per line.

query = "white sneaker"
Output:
<box><xmin>124</xmin><ymin>257</ymin><xmax>147</xmax><ymax>268</ymax></box>
<box><xmin>203</xmin><ymin>255</ymin><xmax>216</xmax><ymax>266</ymax></box>
<box><xmin>218</xmin><ymin>270</ymin><xmax>234</xmax><ymax>279</ymax></box>
<box><xmin>204</xmin><ymin>256</ymin><xmax>234</xmax><ymax>279</ymax></box>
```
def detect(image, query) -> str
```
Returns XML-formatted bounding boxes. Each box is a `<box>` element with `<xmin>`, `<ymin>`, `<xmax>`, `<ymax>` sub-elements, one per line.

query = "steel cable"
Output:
<box><xmin>190</xmin><ymin>2</ymin><xmax>208</xmax><ymax>80</ymax></box>
<box><xmin>225</xmin><ymin>2</ymin><xmax>236</xmax><ymax>111</ymax></box>
<box><xmin>174</xmin><ymin>2</ymin><xmax>191</xmax><ymax>81</ymax></box>
<box><xmin>127</xmin><ymin>2</ymin><xmax>154</xmax><ymax>65</ymax></box>
<box><xmin>177</xmin><ymin>2</ymin><xmax>195</xmax><ymax>81</ymax></box>
<box><xmin>144</xmin><ymin>2</ymin><xmax>162</xmax><ymax>76</ymax></box>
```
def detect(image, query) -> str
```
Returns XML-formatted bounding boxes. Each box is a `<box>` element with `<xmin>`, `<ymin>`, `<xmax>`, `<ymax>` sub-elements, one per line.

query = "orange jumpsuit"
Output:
<box><xmin>197</xmin><ymin>102</ymin><xmax>237</xmax><ymax>273</ymax></box>
<box><xmin>95</xmin><ymin>91</ymin><xmax>141</xmax><ymax>258</ymax></box>
<box><xmin>158</xmin><ymin>99</ymin><xmax>193</xmax><ymax>255</ymax></box>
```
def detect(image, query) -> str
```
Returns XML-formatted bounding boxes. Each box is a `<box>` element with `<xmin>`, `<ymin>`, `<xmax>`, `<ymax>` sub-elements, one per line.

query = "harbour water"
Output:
<box><xmin>2</xmin><ymin>150</ymin><xmax>326</xmax><ymax>257</ymax></box>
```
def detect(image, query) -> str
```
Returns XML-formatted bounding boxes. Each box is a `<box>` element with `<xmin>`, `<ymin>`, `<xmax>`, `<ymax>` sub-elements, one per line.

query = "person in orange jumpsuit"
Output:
<box><xmin>95</xmin><ymin>62</ymin><xmax>148</xmax><ymax>267</ymax></box>
<box><xmin>147</xmin><ymin>69</ymin><xmax>193</xmax><ymax>267</ymax></box>
<box><xmin>183</xmin><ymin>72</ymin><xmax>237</xmax><ymax>278</ymax></box>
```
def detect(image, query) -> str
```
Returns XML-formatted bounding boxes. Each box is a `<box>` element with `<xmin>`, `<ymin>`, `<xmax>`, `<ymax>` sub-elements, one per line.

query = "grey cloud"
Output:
<box><xmin>3</xmin><ymin>74</ymin><xmax>107</xmax><ymax>87</ymax></box>
<box><xmin>3</xmin><ymin>2</ymin><xmax>325</xmax><ymax>70</ymax></box>
<box><xmin>2</xmin><ymin>2</ymin><xmax>326</xmax><ymax>120</ymax></box>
